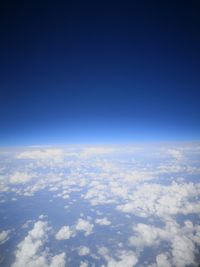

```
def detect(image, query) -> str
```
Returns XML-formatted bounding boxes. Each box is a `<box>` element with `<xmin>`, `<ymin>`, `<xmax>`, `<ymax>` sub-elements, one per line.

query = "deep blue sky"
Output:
<box><xmin>0</xmin><ymin>1</ymin><xmax>200</xmax><ymax>145</ymax></box>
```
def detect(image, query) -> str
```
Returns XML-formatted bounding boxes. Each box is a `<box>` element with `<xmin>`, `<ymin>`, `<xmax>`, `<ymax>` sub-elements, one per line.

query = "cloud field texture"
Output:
<box><xmin>0</xmin><ymin>143</ymin><xmax>200</xmax><ymax>266</ymax></box>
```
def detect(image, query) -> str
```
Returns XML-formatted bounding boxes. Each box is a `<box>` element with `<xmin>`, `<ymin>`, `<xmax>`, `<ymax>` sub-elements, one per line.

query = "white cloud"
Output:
<box><xmin>123</xmin><ymin>170</ymin><xmax>154</xmax><ymax>184</ymax></box>
<box><xmin>129</xmin><ymin>219</ymin><xmax>200</xmax><ymax>267</ymax></box>
<box><xmin>117</xmin><ymin>181</ymin><xmax>200</xmax><ymax>218</ymax></box>
<box><xmin>17</xmin><ymin>149</ymin><xmax>64</xmax><ymax>161</ymax></box>
<box><xmin>55</xmin><ymin>226</ymin><xmax>74</xmax><ymax>240</ymax></box>
<box><xmin>1</xmin><ymin>144</ymin><xmax>200</xmax><ymax>266</ymax></box>
<box><xmin>95</xmin><ymin>217</ymin><xmax>111</xmax><ymax>226</ymax></box>
<box><xmin>79</xmin><ymin>146</ymin><xmax>116</xmax><ymax>158</ymax></box>
<box><xmin>98</xmin><ymin>247</ymin><xmax>138</xmax><ymax>267</ymax></box>
<box><xmin>21</xmin><ymin>219</ymin><xmax>33</xmax><ymax>229</ymax></box>
<box><xmin>171</xmin><ymin>235</ymin><xmax>195</xmax><ymax>267</ymax></box>
<box><xmin>11</xmin><ymin>220</ymin><xmax>66</xmax><ymax>267</ymax></box>
<box><xmin>75</xmin><ymin>219</ymin><xmax>94</xmax><ymax>236</ymax></box>
<box><xmin>168</xmin><ymin>149</ymin><xmax>183</xmax><ymax>161</ymax></box>
<box><xmin>78</xmin><ymin>246</ymin><xmax>90</xmax><ymax>256</ymax></box>
<box><xmin>38</xmin><ymin>214</ymin><xmax>47</xmax><ymax>220</ymax></box>
<box><xmin>50</xmin><ymin>253</ymin><xmax>66</xmax><ymax>267</ymax></box>
<box><xmin>9</xmin><ymin>172</ymin><xmax>34</xmax><ymax>184</ymax></box>
<box><xmin>107</xmin><ymin>251</ymin><xmax>138</xmax><ymax>267</ymax></box>
<box><xmin>156</xmin><ymin>253</ymin><xmax>171</xmax><ymax>267</ymax></box>
<box><xmin>80</xmin><ymin>261</ymin><xmax>89</xmax><ymax>267</ymax></box>
<box><xmin>0</xmin><ymin>230</ymin><xmax>10</xmax><ymax>245</ymax></box>
<box><xmin>129</xmin><ymin>223</ymin><xmax>161</xmax><ymax>248</ymax></box>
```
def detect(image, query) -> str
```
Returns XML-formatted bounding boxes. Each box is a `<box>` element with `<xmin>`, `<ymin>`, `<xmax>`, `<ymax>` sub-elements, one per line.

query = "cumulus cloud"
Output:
<box><xmin>117</xmin><ymin>181</ymin><xmax>200</xmax><ymax>218</ymax></box>
<box><xmin>56</xmin><ymin>219</ymin><xmax>94</xmax><ymax>241</ymax></box>
<box><xmin>78</xmin><ymin>246</ymin><xmax>90</xmax><ymax>256</ymax></box>
<box><xmin>129</xmin><ymin>219</ymin><xmax>200</xmax><ymax>267</ymax></box>
<box><xmin>156</xmin><ymin>253</ymin><xmax>171</xmax><ymax>267</ymax></box>
<box><xmin>98</xmin><ymin>247</ymin><xmax>138</xmax><ymax>267</ymax></box>
<box><xmin>79</xmin><ymin>146</ymin><xmax>116</xmax><ymax>158</ymax></box>
<box><xmin>95</xmin><ymin>217</ymin><xmax>111</xmax><ymax>226</ymax></box>
<box><xmin>9</xmin><ymin>172</ymin><xmax>34</xmax><ymax>184</ymax></box>
<box><xmin>55</xmin><ymin>226</ymin><xmax>74</xmax><ymax>240</ymax></box>
<box><xmin>129</xmin><ymin>223</ymin><xmax>162</xmax><ymax>248</ymax></box>
<box><xmin>50</xmin><ymin>253</ymin><xmax>65</xmax><ymax>267</ymax></box>
<box><xmin>1</xmin><ymin>144</ymin><xmax>200</xmax><ymax>266</ymax></box>
<box><xmin>80</xmin><ymin>261</ymin><xmax>89</xmax><ymax>267</ymax></box>
<box><xmin>17</xmin><ymin>149</ymin><xmax>64</xmax><ymax>161</ymax></box>
<box><xmin>75</xmin><ymin>218</ymin><xmax>94</xmax><ymax>236</ymax></box>
<box><xmin>0</xmin><ymin>230</ymin><xmax>11</xmax><ymax>244</ymax></box>
<box><xmin>11</xmin><ymin>220</ymin><xmax>66</xmax><ymax>267</ymax></box>
<box><xmin>123</xmin><ymin>170</ymin><xmax>154</xmax><ymax>184</ymax></box>
<box><xmin>168</xmin><ymin>149</ymin><xmax>183</xmax><ymax>161</ymax></box>
<box><xmin>107</xmin><ymin>251</ymin><xmax>138</xmax><ymax>267</ymax></box>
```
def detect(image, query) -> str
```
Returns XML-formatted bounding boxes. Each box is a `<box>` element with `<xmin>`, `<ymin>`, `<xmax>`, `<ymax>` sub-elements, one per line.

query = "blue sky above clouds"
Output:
<box><xmin>0</xmin><ymin>1</ymin><xmax>200</xmax><ymax>145</ymax></box>
<box><xmin>1</xmin><ymin>1</ymin><xmax>200</xmax><ymax>266</ymax></box>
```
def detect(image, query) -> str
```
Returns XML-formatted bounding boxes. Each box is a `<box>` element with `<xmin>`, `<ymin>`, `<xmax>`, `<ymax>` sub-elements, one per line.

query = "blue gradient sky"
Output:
<box><xmin>0</xmin><ymin>1</ymin><xmax>200</xmax><ymax>146</ymax></box>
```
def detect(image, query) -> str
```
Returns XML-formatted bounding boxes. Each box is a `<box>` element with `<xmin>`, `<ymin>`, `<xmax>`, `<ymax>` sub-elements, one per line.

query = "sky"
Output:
<box><xmin>0</xmin><ymin>0</ymin><xmax>200</xmax><ymax>146</ymax></box>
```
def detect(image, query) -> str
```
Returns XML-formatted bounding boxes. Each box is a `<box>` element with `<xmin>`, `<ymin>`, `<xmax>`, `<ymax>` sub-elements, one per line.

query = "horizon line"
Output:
<box><xmin>0</xmin><ymin>139</ymin><xmax>200</xmax><ymax>149</ymax></box>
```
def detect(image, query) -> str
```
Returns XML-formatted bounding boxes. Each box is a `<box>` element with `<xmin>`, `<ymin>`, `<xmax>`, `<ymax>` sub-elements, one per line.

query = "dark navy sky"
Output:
<box><xmin>0</xmin><ymin>1</ymin><xmax>200</xmax><ymax>145</ymax></box>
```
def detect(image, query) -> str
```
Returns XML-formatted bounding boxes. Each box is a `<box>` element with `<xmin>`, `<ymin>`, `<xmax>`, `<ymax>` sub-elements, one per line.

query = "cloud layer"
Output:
<box><xmin>0</xmin><ymin>143</ymin><xmax>200</xmax><ymax>266</ymax></box>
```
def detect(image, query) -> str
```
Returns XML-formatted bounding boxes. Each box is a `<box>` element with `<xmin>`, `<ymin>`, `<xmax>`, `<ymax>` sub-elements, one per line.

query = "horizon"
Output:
<box><xmin>1</xmin><ymin>140</ymin><xmax>200</xmax><ymax>151</ymax></box>
<box><xmin>1</xmin><ymin>139</ymin><xmax>200</xmax><ymax>149</ymax></box>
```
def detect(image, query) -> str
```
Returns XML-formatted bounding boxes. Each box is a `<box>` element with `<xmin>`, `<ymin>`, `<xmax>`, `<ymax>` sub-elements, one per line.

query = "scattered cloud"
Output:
<box><xmin>11</xmin><ymin>220</ymin><xmax>66</xmax><ymax>267</ymax></box>
<box><xmin>80</xmin><ymin>261</ymin><xmax>89</xmax><ymax>267</ymax></box>
<box><xmin>50</xmin><ymin>253</ymin><xmax>65</xmax><ymax>267</ymax></box>
<box><xmin>0</xmin><ymin>230</ymin><xmax>11</xmax><ymax>245</ymax></box>
<box><xmin>1</xmin><ymin>144</ymin><xmax>200</xmax><ymax>266</ymax></box>
<box><xmin>55</xmin><ymin>226</ymin><xmax>74</xmax><ymax>240</ymax></box>
<box><xmin>78</xmin><ymin>246</ymin><xmax>90</xmax><ymax>256</ymax></box>
<box><xmin>117</xmin><ymin>181</ymin><xmax>200</xmax><ymax>218</ymax></box>
<box><xmin>9</xmin><ymin>172</ymin><xmax>34</xmax><ymax>184</ymax></box>
<box><xmin>129</xmin><ymin>219</ymin><xmax>200</xmax><ymax>267</ymax></box>
<box><xmin>79</xmin><ymin>146</ymin><xmax>116</xmax><ymax>158</ymax></box>
<box><xmin>17</xmin><ymin>149</ymin><xmax>64</xmax><ymax>161</ymax></box>
<box><xmin>156</xmin><ymin>253</ymin><xmax>171</xmax><ymax>267</ymax></box>
<box><xmin>98</xmin><ymin>247</ymin><xmax>138</xmax><ymax>267</ymax></box>
<box><xmin>75</xmin><ymin>219</ymin><xmax>94</xmax><ymax>236</ymax></box>
<box><xmin>95</xmin><ymin>217</ymin><xmax>111</xmax><ymax>226</ymax></box>
<box><xmin>168</xmin><ymin>149</ymin><xmax>183</xmax><ymax>161</ymax></box>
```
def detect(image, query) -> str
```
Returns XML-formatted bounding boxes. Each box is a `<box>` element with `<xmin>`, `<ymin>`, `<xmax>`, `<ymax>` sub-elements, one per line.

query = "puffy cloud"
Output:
<box><xmin>0</xmin><ymin>230</ymin><xmax>10</xmax><ymax>244</ymax></box>
<box><xmin>39</xmin><ymin>214</ymin><xmax>47</xmax><ymax>220</ymax></box>
<box><xmin>55</xmin><ymin>226</ymin><xmax>74</xmax><ymax>240</ymax></box>
<box><xmin>123</xmin><ymin>170</ymin><xmax>154</xmax><ymax>184</ymax></box>
<box><xmin>1</xmin><ymin>144</ymin><xmax>200</xmax><ymax>266</ymax></box>
<box><xmin>107</xmin><ymin>251</ymin><xmax>138</xmax><ymax>267</ymax></box>
<box><xmin>15</xmin><ymin>149</ymin><xmax>66</xmax><ymax>171</ymax></box>
<box><xmin>129</xmin><ymin>223</ymin><xmax>162</xmax><ymax>248</ymax></box>
<box><xmin>12</xmin><ymin>220</ymin><xmax>48</xmax><ymax>266</ymax></box>
<box><xmin>171</xmin><ymin>235</ymin><xmax>195</xmax><ymax>267</ymax></box>
<box><xmin>80</xmin><ymin>261</ymin><xmax>89</xmax><ymax>267</ymax></box>
<box><xmin>98</xmin><ymin>247</ymin><xmax>138</xmax><ymax>267</ymax></box>
<box><xmin>168</xmin><ymin>149</ymin><xmax>183</xmax><ymax>161</ymax></box>
<box><xmin>50</xmin><ymin>253</ymin><xmax>66</xmax><ymax>267</ymax></box>
<box><xmin>117</xmin><ymin>181</ymin><xmax>200</xmax><ymax>218</ymax></box>
<box><xmin>83</xmin><ymin>184</ymin><xmax>117</xmax><ymax>206</ymax></box>
<box><xmin>95</xmin><ymin>217</ymin><xmax>111</xmax><ymax>226</ymax></box>
<box><xmin>49</xmin><ymin>220</ymin><xmax>93</xmax><ymax>259</ymax></box>
<box><xmin>9</xmin><ymin>172</ymin><xmax>34</xmax><ymax>184</ymax></box>
<box><xmin>17</xmin><ymin>149</ymin><xmax>64</xmax><ymax>161</ymax></box>
<box><xmin>156</xmin><ymin>254</ymin><xmax>171</xmax><ymax>267</ymax></box>
<box><xmin>78</xmin><ymin>246</ymin><xmax>90</xmax><ymax>256</ymax></box>
<box><xmin>11</xmin><ymin>220</ymin><xmax>66</xmax><ymax>267</ymax></box>
<box><xmin>129</xmin><ymin>219</ymin><xmax>200</xmax><ymax>267</ymax></box>
<box><xmin>75</xmin><ymin>219</ymin><xmax>94</xmax><ymax>236</ymax></box>
<box><xmin>79</xmin><ymin>146</ymin><xmax>116</xmax><ymax>158</ymax></box>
